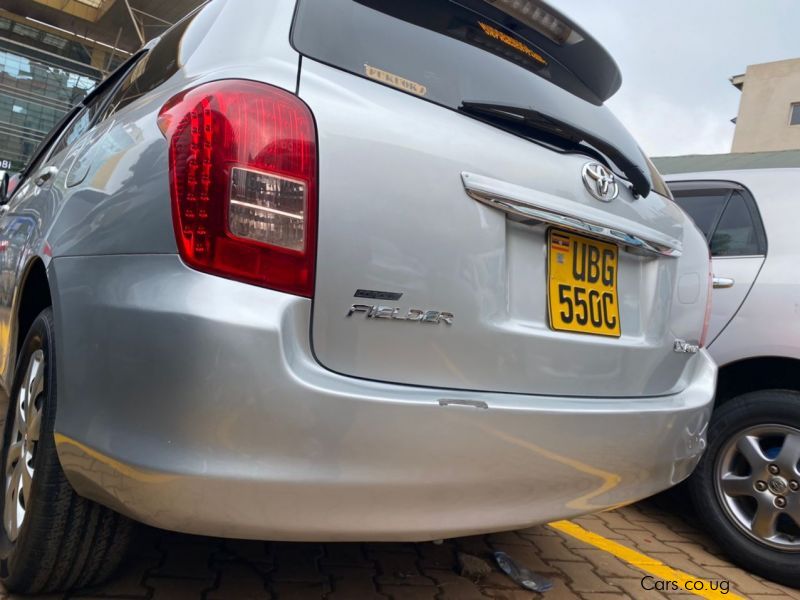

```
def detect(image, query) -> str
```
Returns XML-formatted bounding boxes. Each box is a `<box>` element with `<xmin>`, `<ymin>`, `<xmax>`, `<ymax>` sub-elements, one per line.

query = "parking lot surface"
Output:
<box><xmin>3</xmin><ymin>498</ymin><xmax>798</xmax><ymax>600</ymax></box>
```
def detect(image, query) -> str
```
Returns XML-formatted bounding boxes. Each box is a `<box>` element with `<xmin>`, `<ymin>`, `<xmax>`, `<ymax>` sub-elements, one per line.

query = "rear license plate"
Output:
<box><xmin>548</xmin><ymin>230</ymin><xmax>621</xmax><ymax>337</ymax></box>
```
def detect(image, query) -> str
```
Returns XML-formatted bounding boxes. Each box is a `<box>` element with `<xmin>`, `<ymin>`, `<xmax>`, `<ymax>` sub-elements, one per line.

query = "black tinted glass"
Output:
<box><xmin>48</xmin><ymin>90</ymin><xmax>109</xmax><ymax>158</ymax></box>
<box><xmin>102</xmin><ymin>12</ymin><xmax>197</xmax><ymax>121</ymax></box>
<box><xmin>292</xmin><ymin>0</ymin><xmax>600</xmax><ymax>108</ymax></box>
<box><xmin>791</xmin><ymin>103</ymin><xmax>800</xmax><ymax>126</ymax></box>
<box><xmin>672</xmin><ymin>190</ymin><xmax>730</xmax><ymax>240</ymax></box>
<box><xmin>711</xmin><ymin>192</ymin><xmax>761</xmax><ymax>256</ymax></box>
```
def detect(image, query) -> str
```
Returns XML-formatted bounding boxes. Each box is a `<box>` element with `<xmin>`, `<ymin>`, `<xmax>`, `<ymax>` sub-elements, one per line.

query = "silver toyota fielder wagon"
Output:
<box><xmin>0</xmin><ymin>0</ymin><xmax>715</xmax><ymax>592</ymax></box>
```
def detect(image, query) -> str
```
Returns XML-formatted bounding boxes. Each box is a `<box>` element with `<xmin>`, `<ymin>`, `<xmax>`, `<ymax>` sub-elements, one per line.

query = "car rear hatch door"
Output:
<box><xmin>294</xmin><ymin>0</ymin><xmax>709</xmax><ymax>397</ymax></box>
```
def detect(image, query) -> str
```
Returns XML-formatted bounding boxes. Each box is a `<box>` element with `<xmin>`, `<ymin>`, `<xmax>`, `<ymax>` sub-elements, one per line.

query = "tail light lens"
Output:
<box><xmin>158</xmin><ymin>80</ymin><xmax>317</xmax><ymax>297</ymax></box>
<box><xmin>700</xmin><ymin>254</ymin><xmax>713</xmax><ymax>347</ymax></box>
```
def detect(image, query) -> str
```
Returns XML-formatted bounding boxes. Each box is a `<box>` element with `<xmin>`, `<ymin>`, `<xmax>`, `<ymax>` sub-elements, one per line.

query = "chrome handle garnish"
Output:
<box><xmin>712</xmin><ymin>277</ymin><xmax>735</xmax><ymax>289</ymax></box>
<box><xmin>461</xmin><ymin>172</ymin><xmax>682</xmax><ymax>258</ymax></box>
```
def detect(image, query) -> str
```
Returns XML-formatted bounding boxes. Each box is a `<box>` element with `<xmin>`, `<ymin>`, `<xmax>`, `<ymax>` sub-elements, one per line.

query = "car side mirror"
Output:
<box><xmin>1</xmin><ymin>172</ymin><xmax>21</xmax><ymax>205</ymax></box>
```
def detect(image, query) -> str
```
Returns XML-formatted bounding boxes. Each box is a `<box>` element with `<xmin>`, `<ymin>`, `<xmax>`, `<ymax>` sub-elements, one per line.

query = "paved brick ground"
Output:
<box><xmin>3</xmin><ymin>497</ymin><xmax>799</xmax><ymax>599</ymax></box>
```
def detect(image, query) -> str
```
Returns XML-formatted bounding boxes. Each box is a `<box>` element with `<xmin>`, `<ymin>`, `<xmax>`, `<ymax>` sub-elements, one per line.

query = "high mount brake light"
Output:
<box><xmin>158</xmin><ymin>80</ymin><xmax>317</xmax><ymax>297</ymax></box>
<box><xmin>483</xmin><ymin>0</ymin><xmax>582</xmax><ymax>45</ymax></box>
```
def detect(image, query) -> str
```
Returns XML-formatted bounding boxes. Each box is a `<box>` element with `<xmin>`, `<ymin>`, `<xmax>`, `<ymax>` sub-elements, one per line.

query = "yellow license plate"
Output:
<box><xmin>548</xmin><ymin>230</ymin><xmax>621</xmax><ymax>337</ymax></box>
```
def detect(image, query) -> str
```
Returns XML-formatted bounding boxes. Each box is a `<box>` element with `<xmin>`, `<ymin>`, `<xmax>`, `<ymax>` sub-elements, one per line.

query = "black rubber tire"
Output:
<box><xmin>688</xmin><ymin>390</ymin><xmax>800</xmax><ymax>589</ymax></box>
<box><xmin>0</xmin><ymin>308</ymin><xmax>134</xmax><ymax>594</ymax></box>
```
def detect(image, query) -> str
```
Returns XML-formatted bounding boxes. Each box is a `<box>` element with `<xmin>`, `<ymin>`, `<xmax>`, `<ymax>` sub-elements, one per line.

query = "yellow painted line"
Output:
<box><xmin>465</xmin><ymin>421</ymin><xmax>621</xmax><ymax>511</ymax></box>
<box><xmin>550</xmin><ymin>520</ymin><xmax>743</xmax><ymax>600</ymax></box>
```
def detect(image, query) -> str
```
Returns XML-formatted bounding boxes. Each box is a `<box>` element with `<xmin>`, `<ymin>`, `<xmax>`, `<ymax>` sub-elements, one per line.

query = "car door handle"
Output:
<box><xmin>34</xmin><ymin>166</ymin><xmax>58</xmax><ymax>187</ymax></box>
<box><xmin>712</xmin><ymin>276</ymin><xmax>735</xmax><ymax>289</ymax></box>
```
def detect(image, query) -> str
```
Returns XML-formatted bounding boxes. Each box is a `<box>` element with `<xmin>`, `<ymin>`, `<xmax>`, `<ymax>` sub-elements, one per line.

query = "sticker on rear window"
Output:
<box><xmin>364</xmin><ymin>65</ymin><xmax>428</xmax><ymax>97</ymax></box>
<box><xmin>477</xmin><ymin>22</ymin><xmax>548</xmax><ymax>66</ymax></box>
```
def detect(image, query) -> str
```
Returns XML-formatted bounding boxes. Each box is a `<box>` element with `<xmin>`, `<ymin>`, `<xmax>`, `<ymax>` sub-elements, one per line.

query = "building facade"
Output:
<box><xmin>731</xmin><ymin>58</ymin><xmax>800</xmax><ymax>153</ymax></box>
<box><xmin>0</xmin><ymin>0</ymin><xmax>200</xmax><ymax>173</ymax></box>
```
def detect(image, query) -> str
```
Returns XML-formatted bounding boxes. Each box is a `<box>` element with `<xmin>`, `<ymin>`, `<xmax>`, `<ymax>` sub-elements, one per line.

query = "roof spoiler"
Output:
<box><xmin>458</xmin><ymin>0</ymin><xmax>623</xmax><ymax>102</ymax></box>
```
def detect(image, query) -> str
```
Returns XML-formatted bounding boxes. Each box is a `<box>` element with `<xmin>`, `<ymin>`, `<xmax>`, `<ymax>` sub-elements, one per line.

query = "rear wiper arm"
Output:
<box><xmin>459</xmin><ymin>102</ymin><xmax>651</xmax><ymax>198</ymax></box>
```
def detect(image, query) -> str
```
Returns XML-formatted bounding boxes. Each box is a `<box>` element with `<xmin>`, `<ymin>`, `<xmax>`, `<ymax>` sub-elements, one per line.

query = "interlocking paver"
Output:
<box><xmin>152</xmin><ymin>538</ymin><xmax>217</xmax><ymax>580</ymax></box>
<box><xmin>518</xmin><ymin>533</ymin><xmax>584</xmax><ymax>562</ymax></box>
<box><xmin>207</xmin><ymin>563</ymin><xmax>270</xmax><ymax>599</ymax></box>
<box><xmin>528</xmin><ymin>578</ymin><xmax>582</xmax><ymax>600</ymax></box>
<box><xmin>320</xmin><ymin>544</ymin><xmax>373</xmax><ymax>569</ymax></box>
<box><xmin>646</xmin><ymin>552</ymin><xmax>729</xmax><ymax>580</ymax></box>
<box><xmin>71</xmin><ymin>555</ymin><xmax>156</xmax><ymax>598</ymax></box>
<box><xmin>571</xmin><ymin>517</ymin><xmax>629</xmax><ymax>540</ymax></box>
<box><xmin>377</xmin><ymin>585</ymin><xmax>439</xmax><ymax>600</ymax></box>
<box><xmin>708</xmin><ymin>566</ymin><xmax>786</xmax><ymax>596</ymax></box>
<box><xmin>661</xmin><ymin>541</ymin><xmax>732</xmax><ymax>567</ymax></box>
<box><xmin>147</xmin><ymin>577</ymin><xmax>212</xmax><ymax>599</ymax></box>
<box><xmin>325</xmin><ymin>566</ymin><xmax>386</xmax><ymax>600</ymax></box>
<box><xmin>482</xmin><ymin>589</ymin><xmax>542</xmax><ymax>600</ymax></box>
<box><xmin>549</xmin><ymin>561</ymin><xmax>623</xmax><ymax>593</ymax></box>
<box><xmin>424</xmin><ymin>568</ymin><xmax>485</xmax><ymax>600</ymax></box>
<box><xmin>490</xmin><ymin>543</ymin><xmax>562</xmax><ymax>575</ymax></box>
<box><xmin>608</xmin><ymin>576</ymin><xmax>670</xmax><ymax>600</ymax></box>
<box><xmin>372</xmin><ymin>551</ymin><xmax>434</xmax><ymax>587</ymax></box>
<box><xmin>417</xmin><ymin>542</ymin><xmax>455</xmax><ymax>570</ymax></box>
<box><xmin>571</xmin><ymin>548</ymin><xmax>642</xmax><ymax>579</ymax></box>
<box><xmin>485</xmin><ymin>531</ymin><xmax>530</xmax><ymax>546</ymax></box>
<box><xmin>628</xmin><ymin>520</ymin><xmax>695</xmax><ymax>543</ymax></box>
<box><xmin>595</xmin><ymin>511</ymin><xmax>648</xmax><ymax>532</ymax></box>
<box><xmin>271</xmin><ymin>581</ymin><xmax>332</xmax><ymax>599</ymax></box>
<box><xmin>218</xmin><ymin>539</ymin><xmax>273</xmax><ymax>566</ymax></box>
<box><xmin>614</xmin><ymin>528</ymin><xmax>683</xmax><ymax>554</ymax></box>
<box><xmin>453</xmin><ymin>535</ymin><xmax>495</xmax><ymax>556</ymax></box>
<box><xmin>3</xmin><ymin>498</ymin><xmax>799</xmax><ymax>599</ymax></box>
<box><xmin>271</xmin><ymin>543</ymin><xmax>326</xmax><ymax>583</ymax></box>
<box><xmin>761</xmin><ymin>581</ymin><xmax>800</xmax><ymax>599</ymax></box>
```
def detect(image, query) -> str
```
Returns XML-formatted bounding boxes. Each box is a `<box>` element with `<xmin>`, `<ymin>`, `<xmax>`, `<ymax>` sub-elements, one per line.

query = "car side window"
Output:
<box><xmin>46</xmin><ymin>57</ymin><xmax>144</xmax><ymax>160</ymax></box>
<box><xmin>46</xmin><ymin>102</ymin><xmax>100</xmax><ymax>159</ymax></box>
<box><xmin>672</xmin><ymin>189</ymin><xmax>729</xmax><ymax>240</ymax></box>
<box><xmin>710</xmin><ymin>192</ymin><xmax>762</xmax><ymax>257</ymax></box>
<box><xmin>671</xmin><ymin>183</ymin><xmax>767</xmax><ymax>257</ymax></box>
<box><xmin>101</xmin><ymin>11</ymin><xmax>199</xmax><ymax>122</ymax></box>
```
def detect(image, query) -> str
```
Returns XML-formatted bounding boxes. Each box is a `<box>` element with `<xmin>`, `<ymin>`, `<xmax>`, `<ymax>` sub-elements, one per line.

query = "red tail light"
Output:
<box><xmin>158</xmin><ymin>80</ymin><xmax>317</xmax><ymax>297</ymax></box>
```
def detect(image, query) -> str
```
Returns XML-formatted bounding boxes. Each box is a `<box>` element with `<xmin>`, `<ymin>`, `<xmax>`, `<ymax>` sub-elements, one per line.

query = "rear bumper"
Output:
<box><xmin>50</xmin><ymin>254</ymin><xmax>716</xmax><ymax>541</ymax></box>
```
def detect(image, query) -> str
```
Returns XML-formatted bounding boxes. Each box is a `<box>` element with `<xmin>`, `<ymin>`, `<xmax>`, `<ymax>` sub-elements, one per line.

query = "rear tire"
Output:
<box><xmin>0</xmin><ymin>308</ymin><xmax>133</xmax><ymax>593</ymax></box>
<box><xmin>688</xmin><ymin>391</ymin><xmax>800</xmax><ymax>588</ymax></box>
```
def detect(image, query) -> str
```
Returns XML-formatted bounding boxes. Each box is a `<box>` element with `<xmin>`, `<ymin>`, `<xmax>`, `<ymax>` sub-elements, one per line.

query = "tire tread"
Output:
<box><xmin>0</xmin><ymin>308</ymin><xmax>134</xmax><ymax>594</ymax></box>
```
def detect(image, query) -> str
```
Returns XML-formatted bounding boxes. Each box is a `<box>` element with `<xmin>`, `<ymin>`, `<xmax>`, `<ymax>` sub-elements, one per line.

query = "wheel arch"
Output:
<box><xmin>716</xmin><ymin>356</ymin><xmax>800</xmax><ymax>407</ymax></box>
<box><xmin>5</xmin><ymin>257</ymin><xmax>53</xmax><ymax>386</ymax></box>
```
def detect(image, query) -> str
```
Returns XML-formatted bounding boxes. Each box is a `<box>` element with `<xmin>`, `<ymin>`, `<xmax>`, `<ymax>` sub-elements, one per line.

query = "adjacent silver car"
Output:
<box><xmin>0</xmin><ymin>0</ymin><xmax>714</xmax><ymax>593</ymax></box>
<box><xmin>667</xmin><ymin>165</ymin><xmax>800</xmax><ymax>588</ymax></box>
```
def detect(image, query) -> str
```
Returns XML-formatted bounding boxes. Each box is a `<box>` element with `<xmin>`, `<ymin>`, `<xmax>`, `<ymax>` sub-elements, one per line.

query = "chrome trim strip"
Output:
<box><xmin>462</xmin><ymin>172</ymin><xmax>682</xmax><ymax>258</ymax></box>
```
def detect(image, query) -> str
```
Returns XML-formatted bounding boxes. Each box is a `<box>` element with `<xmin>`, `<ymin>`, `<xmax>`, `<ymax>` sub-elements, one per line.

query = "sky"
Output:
<box><xmin>556</xmin><ymin>0</ymin><xmax>800</xmax><ymax>157</ymax></box>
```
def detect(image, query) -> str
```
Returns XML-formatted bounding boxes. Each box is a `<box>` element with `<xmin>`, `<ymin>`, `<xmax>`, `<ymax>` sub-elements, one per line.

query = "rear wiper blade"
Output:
<box><xmin>459</xmin><ymin>102</ymin><xmax>651</xmax><ymax>198</ymax></box>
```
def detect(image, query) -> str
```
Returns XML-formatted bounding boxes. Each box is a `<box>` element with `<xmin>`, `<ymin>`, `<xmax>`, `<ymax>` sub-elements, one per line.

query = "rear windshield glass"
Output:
<box><xmin>292</xmin><ymin>0</ymin><xmax>602</xmax><ymax>108</ymax></box>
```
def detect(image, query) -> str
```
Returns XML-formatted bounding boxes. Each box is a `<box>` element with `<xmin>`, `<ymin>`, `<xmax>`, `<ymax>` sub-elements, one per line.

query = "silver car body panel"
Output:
<box><xmin>302</xmin><ymin>59</ymin><xmax>711</xmax><ymax>397</ymax></box>
<box><xmin>665</xmin><ymin>168</ymin><xmax>799</xmax><ymax>366</ymax></box>
<box><xmin>0</xmin><ymin>0</ymin><xmax>301</xmax><ymax>388</ymax></box>
<box><xmin>0</xmin><ymin>0</ymin><xmax>716</xmax><ymax>541</ymax></box>
<box><xmin>50</xmin><ymin>254</ymin><xmax>714</xmax><ymax>541</ymax></box>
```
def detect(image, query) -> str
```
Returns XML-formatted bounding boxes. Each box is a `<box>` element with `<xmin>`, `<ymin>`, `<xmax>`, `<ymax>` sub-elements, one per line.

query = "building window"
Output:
<box><xmin>791</xmin><ymin>103</ymin><xmax>800</xmax><ymax>126</ymax></box>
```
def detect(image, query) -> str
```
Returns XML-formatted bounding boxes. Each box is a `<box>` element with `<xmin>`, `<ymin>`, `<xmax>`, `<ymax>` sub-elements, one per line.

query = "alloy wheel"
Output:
<box><xmin>3</xmin><ymin>349</ymin><xmax>45</xmax><ymax>542</ymax></box>
<box><xmin>715</xmin><ymin>424</ymin><xmax>800</xmax><ymax>551</ymax></box>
